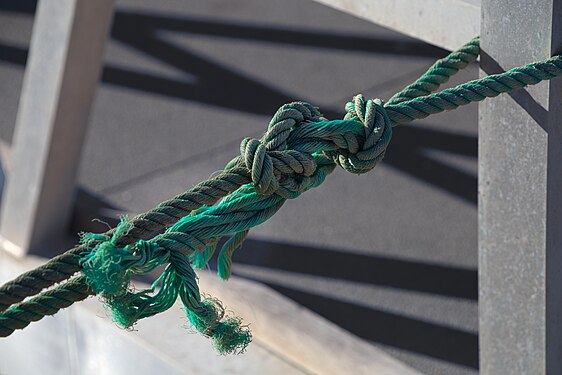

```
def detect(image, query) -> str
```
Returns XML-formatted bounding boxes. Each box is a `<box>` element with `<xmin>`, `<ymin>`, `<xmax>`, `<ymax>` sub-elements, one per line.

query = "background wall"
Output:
<box><xmin>0</xmin><ymin>1</ymin><xmax>478</xmax><ymax>373</ymax></box>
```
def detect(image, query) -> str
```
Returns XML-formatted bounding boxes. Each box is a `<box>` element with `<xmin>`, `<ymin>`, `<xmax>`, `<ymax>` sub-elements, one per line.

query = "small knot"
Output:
<box><xmin>80</xmin><ymin>218</ymin><xmax>166</xmax><ymax>296</ymax></box>
<box><xmin>334</xmin><ymin>95</ymin><xmax>392</xmax><ymax>174</ymax></box>
<box><xmin>262</xmin><ymin>102</ymin><xmax>323</xmax><ymax>150</ymax></box>
<box><xmin>240</xmin><ymin>137</ymin><xmax>316</xmax><ymax>196</ymax></box>
<box><xmin>241</xmin><ymin>138</ymin><xmax>277</xmax><ymax>195</ymax></box>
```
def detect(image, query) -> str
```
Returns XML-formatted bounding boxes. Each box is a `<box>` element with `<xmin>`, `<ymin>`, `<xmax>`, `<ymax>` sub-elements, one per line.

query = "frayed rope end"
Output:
<box><xmin>106</xmin><ymin>292</ymin><xmax>147</xmax><ymax>328</ymax></box>
<box><xmin>80</xmin><ymin>217</ymin><xmax>134</xmax><ymax>296</ymax></box>
<box><xmin>186</xmin><ymin>298</ymin><xmax>251</xmax><ymax>355</ymax></box>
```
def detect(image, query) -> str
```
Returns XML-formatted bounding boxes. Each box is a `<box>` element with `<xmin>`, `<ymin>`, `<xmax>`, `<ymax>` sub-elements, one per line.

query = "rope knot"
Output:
<box><xmin>332</xmin><ymin>94</ymin><xmax>392</xmax><ymax>174</ymax></box>
<box><xmin>240</xmin><ymin>101</ymin><xmax>323</xmax><ymax>197</ymax></box>
<box><xmin>240</xmin><ymin>137</ymin><xmax>277</xmax><ymax>195</ymax></box>
<box><xmin>240</xmin><ymin>137</ymin><xmax>317</xmax><ymax>197</ymax></box>
<box><xmin>80</xmin><ymin>218</ymin><xmax>167</xmax><ymax>297</ymax></box>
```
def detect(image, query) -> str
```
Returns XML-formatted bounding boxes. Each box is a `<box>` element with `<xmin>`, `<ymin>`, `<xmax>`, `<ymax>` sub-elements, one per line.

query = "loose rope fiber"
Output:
<box><xmin>1</xmin><ymin>37</ymin><xmax>561</xmax><ymax>353</ymax></box>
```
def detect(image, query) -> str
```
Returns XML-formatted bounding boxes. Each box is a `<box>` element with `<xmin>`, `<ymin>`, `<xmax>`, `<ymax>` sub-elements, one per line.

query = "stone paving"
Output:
<box><xmin>0</xmin><ymin>1</ymin><xmax>478</xmax><ymax>373</ymax></box>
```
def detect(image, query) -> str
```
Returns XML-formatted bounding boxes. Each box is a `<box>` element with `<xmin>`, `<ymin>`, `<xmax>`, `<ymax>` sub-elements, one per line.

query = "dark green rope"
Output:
<box><xmin>0</xmin><ymin>249</ymin><xmax>84</xmax><ymax>311</ymax></box>
<box><xmin>384</xmin><ymin>55</ymin><xmax>562</xmax><ymax>124</ymax></box>
<box><xmin>0</xmin><ymin>276</ymin><xmax>92</xmax><ymax>337</ymax></box>
<box><xmin>0</xmin><ymin>166</ymin><xmax>253</xmax><ymax>312</ymax></box>
<box><xmin>387</xmin><ymin>37</ymin><xmax>480</xmax><ymax>105</ymax></box>
<box><xmin>1</xmin><ymin>36</ymin><xmax>562</xmax><ymax>354</ymax></box>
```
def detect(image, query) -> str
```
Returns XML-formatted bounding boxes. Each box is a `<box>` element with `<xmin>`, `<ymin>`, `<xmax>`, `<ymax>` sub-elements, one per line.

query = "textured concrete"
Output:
<box><xmin>312</xmin><ymin>0</ymin><xmax>480</xmax><ymax>51</ymax></box>
<box><xmin>479</xmin><ymin>1</ymin><xmax>562</xmax><ymax>374</ymax></box>
<box><xmin>0</xmin><ymin>0</ymin><xmax>114</xmax><ymax>256</ymax></box>
<box><xmin>0</xmin><ymin>1</ymin><xmax>478</xmax><ymax>374</ymax></box>
<box><xmin>0</xmin><ymin>252</ymin><xmax>313</xmax><ymax>375</ymax></box>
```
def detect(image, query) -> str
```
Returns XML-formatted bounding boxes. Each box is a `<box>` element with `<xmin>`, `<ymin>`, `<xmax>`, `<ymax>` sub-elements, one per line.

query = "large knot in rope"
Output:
<box><xmin>329</xmin><ymin>94</ymin><xmax>392</xmax><ymax>174</ymax></box>
<box><xmin>238</xmin><ymin>96</ymin><xmax>392</xmax><ymax>199</ymax></box>
<box><xmin>78</xmin><ymin>96</ymin><xmax>393</xmax><ymax>355</ymax></box>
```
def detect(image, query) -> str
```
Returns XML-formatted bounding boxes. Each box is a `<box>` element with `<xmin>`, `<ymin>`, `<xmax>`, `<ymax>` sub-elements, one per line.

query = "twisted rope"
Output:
<box><xmin>387</xmin><ymin>37</ymin><xmax>480</xmax><ymax>105</ymax></box>
<box><xmin>1</xmin><ymin>37</ymin><xmax>562</xmax><ymax>353</ymax></box>
<box><xmin>384</xmin><ymin>55</ymin><xmax>562</xmax><ymax>124</ymax></box>
<box><xmin>0</xmin><ymin>277</ymin><xmax>92</xmax><ymax>337</ymax></box>
<box><xmin>0</xmin><ymin>166</ymin><xmax>253</xmax><ymax>312</ymax></box>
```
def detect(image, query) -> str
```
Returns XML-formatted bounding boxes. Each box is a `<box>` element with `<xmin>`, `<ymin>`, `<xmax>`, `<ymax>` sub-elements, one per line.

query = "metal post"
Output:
<box><xmin>479</xmin><ymin>1</ymin><xmax>562</xmax><ymax>373</ymax></box>
<box><xmin>0</xmin><ymin>0</ymin><xmax>114</xmax><ymax>256</ymax></box>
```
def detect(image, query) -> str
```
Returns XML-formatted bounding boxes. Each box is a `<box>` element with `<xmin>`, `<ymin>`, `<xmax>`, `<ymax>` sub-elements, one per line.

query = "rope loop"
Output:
<box><xmin>240</xmin><ymin>137</ymin><xmax>317</xmax><ymax>197</ymax></box>
<box><xmin>239</xmin><ymin>101</ymin><xmax>323</xmax><ymax>197</ymax></box>
<box><xmin>329</xmin><ymin>95</ymin><xmax>392</xmax><ymax>174</ymax></box>
<box><xmin>262</xmin><ymin>101</ymin><xmax>323</xmax><ymax>150</ymax></box>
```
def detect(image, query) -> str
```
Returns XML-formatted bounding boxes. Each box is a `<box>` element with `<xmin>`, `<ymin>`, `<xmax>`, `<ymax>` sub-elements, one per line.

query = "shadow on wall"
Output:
<box><xmin>202</xmin><ymin>237</ymin><xmax>479</xmax><ymax>370</ymax></box>
<box><xmin>0</xmin><ymin>4</ymin><xmax>476</xmax><ymax>204</ymax></box>
<box><xmin>0</xmin><ymin>1</ymin><xmax>478</xmax><ymax>370</ymax></box>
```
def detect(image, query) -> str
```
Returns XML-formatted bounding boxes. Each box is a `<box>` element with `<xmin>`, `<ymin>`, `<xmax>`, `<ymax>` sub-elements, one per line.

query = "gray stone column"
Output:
<box><xmin>479</xmin><ymin>1</ymin><xmax>562</xmax><ymax>373</ymax></box>
<box><xmin>0</xmin><ymin>0</ymin><xmax>114</xmax><ymax>256</ymax></box>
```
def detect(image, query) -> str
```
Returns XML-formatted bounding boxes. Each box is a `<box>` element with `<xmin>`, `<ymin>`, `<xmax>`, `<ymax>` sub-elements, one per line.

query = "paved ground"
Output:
<box><xmin>0</xmin><ymin>1</ymin><xmax>478</xmax><ymax>374</ymax></box>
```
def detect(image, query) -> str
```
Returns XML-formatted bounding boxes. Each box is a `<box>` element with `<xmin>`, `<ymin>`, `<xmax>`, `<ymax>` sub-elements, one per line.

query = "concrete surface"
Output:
<box><xmin>0</xmin><ymin>252</ymin><xmax>315</xmax><ymax>375</ymax></box>
<box><xmin>0</xmin><ymin>1</ymin><xmax>478</xmax><ymax>374</ymax></box>
<box><xmin>0</xmin><ymin>0</ymin><xmax>114</xmax><ymax>256</ymax></box>
<box><xmin>479</xmin><ymin>1</ymin><xmax>562</xmax><ymax>373</ymax></box>
<box><xmin>312</xmin><ymin>0</ymin><xmax>480</xmax><ymax>51</ymax></box>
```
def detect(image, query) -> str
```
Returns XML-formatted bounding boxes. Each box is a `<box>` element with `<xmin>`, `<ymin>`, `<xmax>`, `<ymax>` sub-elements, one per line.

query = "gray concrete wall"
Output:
<box><xmin>479</xmin><ymin>0</ymin><xmax>562</xmax><ymax>373</ymax></box>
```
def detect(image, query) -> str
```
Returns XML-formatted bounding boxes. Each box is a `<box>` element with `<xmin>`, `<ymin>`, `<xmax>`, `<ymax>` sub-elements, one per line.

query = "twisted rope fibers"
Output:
<box><xmin>1</xmin><ymin>37</ymin><xmax>562</xmax><ymax>354</ymax></box>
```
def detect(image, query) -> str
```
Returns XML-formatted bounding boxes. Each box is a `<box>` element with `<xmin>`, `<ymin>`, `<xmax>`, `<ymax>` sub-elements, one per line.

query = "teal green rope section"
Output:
<box><xmin>385</xmin><ymin>55</ymin><xmax>562</xmax><ymax>124</ymax></box>
<box><xmin>387</xmin><ymin>36</ymin><xmax>480</xmax><ymax>105</ymax></box>
<box><xmin>2</xmin><ymin>36</ymin><xmax>562</xmax><ymax>354</ymax></box>
<box><xmin>217</xmin><ymin>230</ymin><xmax>249</xmax><ymax>280</ymax></box>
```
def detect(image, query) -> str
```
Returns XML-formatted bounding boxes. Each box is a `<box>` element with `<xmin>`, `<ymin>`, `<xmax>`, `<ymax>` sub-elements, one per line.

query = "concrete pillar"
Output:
<box><xmin>0</xmin><ymin>0</ymin><xmax>115</xmax><ymax>256</ymax></box>
<box><xmin>479</xmin><ymin>1</ymin><xmax>562</xmax><ymax>373</ymax></box>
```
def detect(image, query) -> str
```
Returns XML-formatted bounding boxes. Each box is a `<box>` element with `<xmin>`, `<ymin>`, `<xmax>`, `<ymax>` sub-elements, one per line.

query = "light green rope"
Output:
<box><xmin>1</xmin><ymin>37</ymin><xmax>562</xmax><ymax>355</ymax></box>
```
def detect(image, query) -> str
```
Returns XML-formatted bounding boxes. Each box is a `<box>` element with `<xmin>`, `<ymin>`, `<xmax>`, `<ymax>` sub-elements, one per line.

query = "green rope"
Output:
<box><xmin>1</xmin><ymin>36</ymin><xmax>561</xmax><ymax>354</ymax></box>
<box><xmin>387</xmin><ymin>37</ymin><xmax>480</xmax><ymax>105</ymax></box>
<box><xmin>384</xmin><ymin>55</ymin><xmax>562</xmax><ymax>124</ymax></box>
<box><xmin>0</xmin><ymin>276</ymin><xmax>92</xmax><ymax>337</ymax></box>
<box><xmin>0</xmin><ymin>166</ymin><xmax>253</xmax><ymax>312</ymax></box>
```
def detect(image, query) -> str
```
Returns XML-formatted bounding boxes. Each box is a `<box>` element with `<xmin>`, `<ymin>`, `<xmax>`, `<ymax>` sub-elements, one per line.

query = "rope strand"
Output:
<box><xmin>0</xmin><ymin>167</ymin><xmax>252</xmax><ymax>313</ymax></box>
<box><xmin>387</xmin><ymin>36</ymin><xmax>480</xmax><ymax>105</ymax></box>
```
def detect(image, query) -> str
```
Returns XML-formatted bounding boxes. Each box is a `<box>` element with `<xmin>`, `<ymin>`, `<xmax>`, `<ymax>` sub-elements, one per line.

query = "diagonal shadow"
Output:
<box><xmin>201</xmin><ymin>237</ymin><xmax>478</xmax><ymax>368</ymax></box>
<box><xmin>0</xmin><ymin>3</ymin><xmax>447</xmax><ymax>58</ymax></box>
<box><xmin>0</xmin><ymin>42</ymin><xmax>478</xmax><ymax>203</ymax></box>
<box><xmin>385</xmin><ymin>126</ymin><xmax>477</xmax><ymax>204</ymax></box>
<box><xmin>480</xmin><ymin>49</ymin><xmax>548</xmax><ymax>130</ymax></box>
<box><xmin>0</xmin><ymin>4</ymin><xmax>447</xmax><ymax>116</ymax></box>
<box><xmin>214</xmin><ymin>237</ymin><xmax>477</xmax><ymax>301</ymax></box>
<box><xmin>109</xmin><ymin>18</ymin><xmax>296</xmax><ymax>116</ymax></box>
<box><xmin>265</xmin><ymin>283</ymin><xmax>479</xmax><ymax>369</ymax></box>
<box><xmin>112</xmin><ymin>11</ymin><xmax>447</xmax><ymax>58</ymax></box>
<box><xmin>201</xmin><ymin>236</ymin><xmax>478</xmax><ymax>368</ymax></box>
